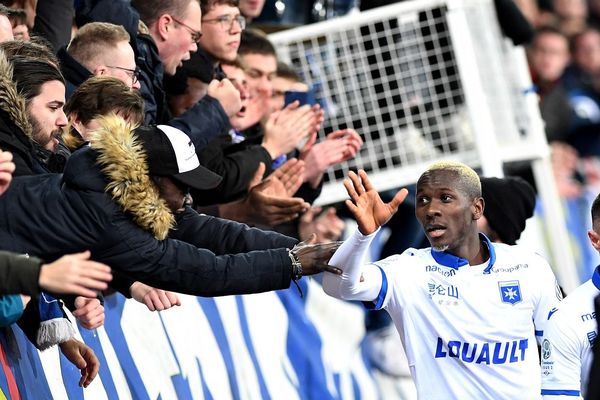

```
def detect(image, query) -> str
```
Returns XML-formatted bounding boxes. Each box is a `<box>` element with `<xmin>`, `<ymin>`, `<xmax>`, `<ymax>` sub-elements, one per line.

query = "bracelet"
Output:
<box><xmin>288</xmin><ymin>249</ymin><xmax>303</xmax><ymax>281</ymax></box>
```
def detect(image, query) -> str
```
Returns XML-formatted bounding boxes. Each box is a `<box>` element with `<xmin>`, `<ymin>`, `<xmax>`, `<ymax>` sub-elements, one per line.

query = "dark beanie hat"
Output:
<box><xmin>480</xmin><ymin>176</ymin><xmax>536</xmax><ymax>245</ymax></box>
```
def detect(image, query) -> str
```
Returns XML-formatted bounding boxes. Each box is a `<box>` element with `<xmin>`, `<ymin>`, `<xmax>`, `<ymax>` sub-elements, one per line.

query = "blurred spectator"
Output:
<box><xmin>0</xmin><ymin>4</ymin><xmax>13</xmax><ymax>42</ymax></box>
<box><xmin>514</xmin><ymin>0</ymin><xmax>547</xmax><ymax>27</ymax></box>
<box><xmin>0</xmin><ymin>0</ymin><xmax>73</xmax><ymax>50</ymax></box>
<box><xmin>562</xmin><ymin>29</ymin><xmax>600</xmax><ymax>156</ymax></box>
<box><xmin>551</xmin><ymin>0</ymin><xmax>588</xmax><ymax>37</ymax></box>
<box><xmin>528</xmin><ymin>26</ymin><xmax>573</xmax><ymax>142</ymax></box>
<box><xmin>494</xmin><ymin>0</ymin><xmax>535</xmax><ymax>45</ymax></box>
<box><xmin>238</xmin><ymin>28</ymin><xmax>277</xmax><ymax>128</ymax></box>
<box><xmin>167</xmin><ymin>52</ymin><xmax>312</xmax><ymax>224</ymax></box>
<box><xmin>0</xmin><ymin>0</ymin><xmax>34</xmax><ymax>27</ymax></box>
<box><xmin>7</xmin><ymin>8</ymin><xmax>28</xmax><ymax>40</ymax></box>
<box><xmin>268</xmin><ymin>61</ymin><xmax>309</xmax><ymax>116</ymax></box>
<box><xmin>589</xmin><ymin>0</ymin><xmax>600</xmax><ymax>29</ymax></box>
<box><xmin>239</xmin><ymin>0</ymin><xmax>265</xmax><ymax>22</ymax></box>
<box><xmin>222</xmin><ymin>58</ymin><xmax>250</xmax><ymax>132</ymax></box>
<box><xmin>551</xmin><ymin>141</ymin><xmax>584</xmax><ymax>198</ymax></box>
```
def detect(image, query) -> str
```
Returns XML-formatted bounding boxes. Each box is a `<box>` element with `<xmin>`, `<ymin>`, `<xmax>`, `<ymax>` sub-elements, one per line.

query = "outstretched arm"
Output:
<box><xmin>322</xmin><ymin>170</ymin><xmax>407</xmax><ymax>302</ymax></box>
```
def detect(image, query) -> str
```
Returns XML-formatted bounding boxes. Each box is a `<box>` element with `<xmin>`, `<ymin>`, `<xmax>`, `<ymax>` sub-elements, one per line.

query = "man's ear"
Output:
<box><xmin>155</xmin><ymin>14</ymin><xmax>172</xmax><ymax>41</ymax></box>
<box><xmin>588</xmin><ymin>229</ymin><xmax>600</xmax><ymax>251</ymax></box>
<box><xmin>472</xmin><ymin>196</ymin><xmax>484</xmax><ymax>221</ymax></box>
<box><xmin>70</xmin><ymin>114</ymin><xmax>83</xmax><ymax>132</ymax></box>
<box><xmin>93</xmin><ymin>65</ymin><xmax>107</xmax><ymax>76</ymax></box>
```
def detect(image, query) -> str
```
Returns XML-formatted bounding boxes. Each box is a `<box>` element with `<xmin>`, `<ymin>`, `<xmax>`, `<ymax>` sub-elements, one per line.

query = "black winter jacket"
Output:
<box><xmin>0</xmin><ymin>108</ymin><xmax>36</xmax><ymax>176</ymax></box>
<box><xmin>193</xmin><ymin>133</ymin><xmax>274</xmax><ymax>205</ymax></box>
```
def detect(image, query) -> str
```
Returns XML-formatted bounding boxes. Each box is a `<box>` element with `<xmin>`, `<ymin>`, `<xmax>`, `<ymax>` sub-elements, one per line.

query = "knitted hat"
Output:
<box><xmin>480</xmin><ymin>176</ymin><xmax>536</xmax><ymax>245</ymax></box>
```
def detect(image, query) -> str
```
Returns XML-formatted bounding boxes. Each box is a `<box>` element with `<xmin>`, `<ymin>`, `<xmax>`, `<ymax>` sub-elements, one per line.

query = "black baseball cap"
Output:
<box><xmin>135</xmin><ymin>125</ymin><xmax>222</xmax><ymax>190</ymax></box>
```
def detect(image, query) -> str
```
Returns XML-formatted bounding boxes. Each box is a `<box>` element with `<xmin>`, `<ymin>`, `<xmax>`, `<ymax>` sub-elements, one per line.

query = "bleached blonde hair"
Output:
<box><xmin>422</xmin><ymin>161</ymin><xmax>481</xmax><ymax>199</ymax></box>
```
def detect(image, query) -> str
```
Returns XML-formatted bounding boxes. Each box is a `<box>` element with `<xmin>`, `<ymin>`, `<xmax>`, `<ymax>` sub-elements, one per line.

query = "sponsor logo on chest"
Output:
<box><xmin>427</xmin><ymin>279</ymin><xmax>460</xmax><ymax>306</ymax></box>
<box><xmin>434</xmin><ymin>337</ymin><xmax>529</xmax><ymax>364</ymax></box>
<box><xmin>490</xmin><ymin>264</ymin><xmax>529</xmax><ymax>273</ymax></box>
<box><xmin>426</xmin><ymin>265</ymin><xmax>456</xmax><ymax>277</ymax></box>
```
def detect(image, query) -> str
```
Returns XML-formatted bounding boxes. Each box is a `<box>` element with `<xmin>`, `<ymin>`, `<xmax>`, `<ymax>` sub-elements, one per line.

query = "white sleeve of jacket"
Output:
<box><xmin>322</xmin><ymin>227</ymin><xmax>382</xmax><ymax>302</ymax></box>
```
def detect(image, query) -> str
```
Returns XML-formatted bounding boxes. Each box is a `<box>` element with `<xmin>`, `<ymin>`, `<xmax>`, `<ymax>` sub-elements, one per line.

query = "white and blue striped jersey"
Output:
<box><xmin>324</xmin><ymin>230</ymin><xmax>562</xmax><ymax>400</ymax></box>
<box><xmin>541</xmin><ymin>267</ymin><xmax>599</xmax><ymax>399</ymax></box>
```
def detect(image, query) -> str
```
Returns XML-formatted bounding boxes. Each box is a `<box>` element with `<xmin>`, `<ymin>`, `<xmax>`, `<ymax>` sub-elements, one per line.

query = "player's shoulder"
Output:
<box><xmin>557</xmin><ymin>280</ymin><xmax>596</xmax><ymax>311</ymax></box>
<box><xmin>370</xmin><ymin>248</ymin><xmax>429</xmax><ymax>272</ymax></box>
<box><xmin>402</xmin><ymin>247</ymin><xmax>431</xmax><ymax>258</ymax></box>
<box><xmin>372</xmin><ymin>249</ymin><xmax>423</xmax><ymax>267</ymax></box>
<box><xmin>492</xmin><ymin>242</ymin><xmax>552</xmax><ymax>269</ymax></box>
<box><xmin>546</xmin><ymin>281</ymin><xmax>596</xmax><ymax>326</ymax></box>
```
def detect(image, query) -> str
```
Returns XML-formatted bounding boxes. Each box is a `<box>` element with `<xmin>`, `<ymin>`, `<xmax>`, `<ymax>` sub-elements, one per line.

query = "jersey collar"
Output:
<box><xmin>430</xmin><ymin>233</ymin><xmax>496</xmax><ymax>271</ymax></box>
<box><xmin>592</xmin><ymin>265</ymin><xmax>600</xmax><ymax>291</ymax></box>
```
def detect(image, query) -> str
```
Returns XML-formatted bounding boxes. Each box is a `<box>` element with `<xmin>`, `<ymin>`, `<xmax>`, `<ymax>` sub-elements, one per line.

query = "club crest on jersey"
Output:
<box><xmin>499</xmin><ymin>281</ymin><xmax>522</xmax><ymax>305</ymax></box>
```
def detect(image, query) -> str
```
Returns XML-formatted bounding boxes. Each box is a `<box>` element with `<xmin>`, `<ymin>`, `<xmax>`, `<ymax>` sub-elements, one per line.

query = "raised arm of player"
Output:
<box><xmin>322</xmin><ymin>170</ymin><xmax>407</xmax><ymax>302</ymax></box>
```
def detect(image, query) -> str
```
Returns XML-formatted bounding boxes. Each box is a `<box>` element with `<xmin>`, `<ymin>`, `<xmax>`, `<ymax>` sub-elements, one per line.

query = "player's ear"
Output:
<box><xmin>588</xmin><ymin>229</ymin><xmax>600</xmax><ymax>251</ymax></box>
<box><xmin>472</xmin><ymin>196</ymin><xmax>484</xmax><ymax>221</ymax></box>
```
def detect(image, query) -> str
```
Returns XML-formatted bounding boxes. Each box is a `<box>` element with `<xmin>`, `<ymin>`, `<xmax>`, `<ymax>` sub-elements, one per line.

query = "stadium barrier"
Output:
<box><xmin>0</xmin><ymin>281</ymin><xmax>376</xmax><ymax>399</ymax></box>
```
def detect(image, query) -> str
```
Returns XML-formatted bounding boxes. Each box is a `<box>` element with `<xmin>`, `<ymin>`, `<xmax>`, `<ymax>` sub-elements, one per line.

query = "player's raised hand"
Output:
<box><xmin>344</xmin><ymin>170</ymin><xmax>408</xmax><ymax>235</ymax></box>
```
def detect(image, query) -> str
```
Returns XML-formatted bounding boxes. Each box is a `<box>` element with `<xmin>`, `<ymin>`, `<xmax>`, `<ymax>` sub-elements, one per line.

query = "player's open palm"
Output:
<box><xmin>344</xmin><ymin>170</ymin><xmax>408</xmax><ymax>235</ymax></box>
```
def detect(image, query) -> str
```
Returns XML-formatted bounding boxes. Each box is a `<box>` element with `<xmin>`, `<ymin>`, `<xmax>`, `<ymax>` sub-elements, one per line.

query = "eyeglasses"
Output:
<box><xmin>202</xmin><ymin>14</ymin><xmax>246</xmax><ymax>31</ymax></box>
<box><xmin>171</xmin><ymin>16</ymin><xmax>203</xmax><ymax>43</ymax></box>
<box><xmin>106</xmin><ymin>65</ymin><xmax>140</xmax><ymax>85</ymax></box>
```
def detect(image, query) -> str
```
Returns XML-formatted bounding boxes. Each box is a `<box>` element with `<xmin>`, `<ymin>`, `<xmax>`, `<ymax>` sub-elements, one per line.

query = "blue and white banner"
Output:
<box><xmin>0</xmin><ymin>280</ymin><xmax>378</xmax><ymax>400</ymax></box>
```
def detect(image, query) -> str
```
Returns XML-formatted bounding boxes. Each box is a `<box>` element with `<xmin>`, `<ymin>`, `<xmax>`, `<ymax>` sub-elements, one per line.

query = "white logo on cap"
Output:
<box><xmin>157</xmin><ymin>125</ymin><xmax>200</xmax><ymax>174</ymax></box>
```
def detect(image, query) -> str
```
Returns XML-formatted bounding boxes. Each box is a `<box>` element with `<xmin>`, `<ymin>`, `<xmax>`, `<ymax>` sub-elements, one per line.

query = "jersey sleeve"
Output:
<box><xmin>533</xmin><ymin>255</ymin><xmax>562</xmax><ymax>340</ymax></box>
<box><xmin>322</xmin><ymin>228</ymin><xmax>383</xmax><ymax>303</ymax></box>
<box><xmin>541</xmin><ymin>312</ymin><xmax>583</xmax><ymax>399</ymax></box>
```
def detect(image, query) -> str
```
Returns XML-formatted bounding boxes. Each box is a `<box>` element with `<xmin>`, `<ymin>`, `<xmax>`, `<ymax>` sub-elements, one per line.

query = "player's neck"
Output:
<box><xmin>470</xmin><ymin>238</ymin><xmax>489</xmax><ymax>266</ymax></box>
<box><xmin>452</xmin><ymin>234</ymin><xmax>488</xmax><ymax>266</ymax></box>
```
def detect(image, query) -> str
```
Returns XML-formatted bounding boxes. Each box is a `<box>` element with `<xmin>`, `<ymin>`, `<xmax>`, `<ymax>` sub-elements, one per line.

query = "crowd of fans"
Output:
<box><xmin>0</xmin><ymin>0</ymin><xmax>598</xmax><ymax>397</ymax></box>
<box><xmin>0</xmin><ymin>0</ymin><xmax>362</xmax><ymax>388</ymax></box>
<box><xmin>521</xmin><ymin>0</ymin><xmax>600</xmax><ymax>207</ymax></box>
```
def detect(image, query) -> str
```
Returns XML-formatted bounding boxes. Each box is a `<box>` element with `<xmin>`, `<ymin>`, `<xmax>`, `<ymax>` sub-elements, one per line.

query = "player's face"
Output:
<box><xmin>415</xmin><ymin>170</ymin><xmax>480</xmax><ymax>253</ymax></box>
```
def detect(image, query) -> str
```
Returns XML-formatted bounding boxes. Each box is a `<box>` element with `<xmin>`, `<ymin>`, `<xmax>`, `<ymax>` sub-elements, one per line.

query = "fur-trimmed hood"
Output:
<box><xmin>0</xmin><ymin>50</ymin><xmax>33</xmax><ymax>141</ymax></box>
<box><xmin>87</xmin><ymin>115</ymin><xmax>174</xmax><ymax>240</ymax></box>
